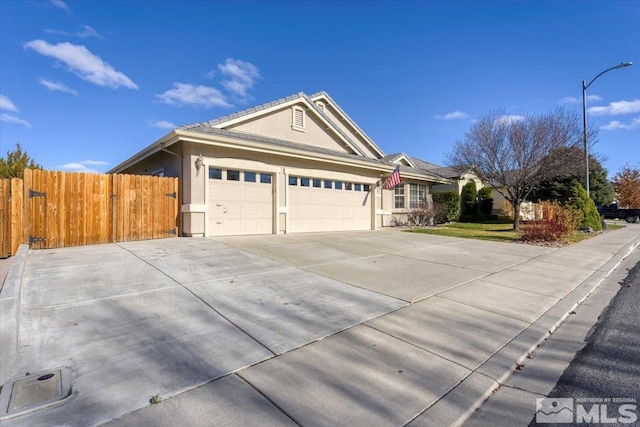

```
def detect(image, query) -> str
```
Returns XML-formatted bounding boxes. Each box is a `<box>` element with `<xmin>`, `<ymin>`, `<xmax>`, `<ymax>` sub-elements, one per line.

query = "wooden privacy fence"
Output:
<box><xmin>0</xmin><ymin>169</ymin><xmax>179</xmax><ymax>258</ymax></box>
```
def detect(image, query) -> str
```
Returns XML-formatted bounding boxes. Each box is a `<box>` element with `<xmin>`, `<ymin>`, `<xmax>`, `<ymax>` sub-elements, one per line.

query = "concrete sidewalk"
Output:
<box><xmin>1</xmin><ymin>226</ymin><xmax>638</xmax><ymax>426</ymax></box>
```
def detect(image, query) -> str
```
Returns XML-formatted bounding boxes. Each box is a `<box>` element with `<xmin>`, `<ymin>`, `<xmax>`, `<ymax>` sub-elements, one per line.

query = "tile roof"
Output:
<box><xmin>179</xmin><ymin>91</ymin><xmax>370</xmax><ymax>157</ymax></box>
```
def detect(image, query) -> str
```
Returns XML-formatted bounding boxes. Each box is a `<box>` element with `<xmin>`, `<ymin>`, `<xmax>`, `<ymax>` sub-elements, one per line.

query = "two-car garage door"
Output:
<box><xmin>288</xmin><ymin>176</ymin><xmax>371</xmax><ymax>233</ymax></box>
<box><xmin>208</xmin><ymin>167</ymin><xmax>371</xmax><ymax>236</ymax></box>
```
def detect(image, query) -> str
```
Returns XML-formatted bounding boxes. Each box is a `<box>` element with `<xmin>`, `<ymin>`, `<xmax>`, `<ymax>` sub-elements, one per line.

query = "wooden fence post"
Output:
<box><xmin>11</xmin><ymin>178</ymin><xmax>23</xmax><ymax>255</ymax></box>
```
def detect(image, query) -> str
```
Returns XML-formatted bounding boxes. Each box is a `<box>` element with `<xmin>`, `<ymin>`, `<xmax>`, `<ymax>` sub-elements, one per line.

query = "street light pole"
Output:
<box><xmin>582</xmin><ymin>62</ymin><xmax>632</xmax><ymax>198</ymax></box>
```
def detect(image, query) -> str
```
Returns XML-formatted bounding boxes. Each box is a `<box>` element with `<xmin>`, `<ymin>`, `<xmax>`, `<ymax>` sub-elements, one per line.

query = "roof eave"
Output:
<box><xmin>107</xmin><ymin>131</ymin><xmax>179</xmax><ymax>174</ymax></box>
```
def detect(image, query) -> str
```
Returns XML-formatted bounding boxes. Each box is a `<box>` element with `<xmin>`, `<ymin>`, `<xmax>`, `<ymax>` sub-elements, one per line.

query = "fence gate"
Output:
<box><xmin>4</xmin><ymin>169</ymin><xmax>180</xmax><ymax>254</ymax></box>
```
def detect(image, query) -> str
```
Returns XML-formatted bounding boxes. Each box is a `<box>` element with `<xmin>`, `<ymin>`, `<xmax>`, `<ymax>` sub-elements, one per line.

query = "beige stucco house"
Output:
<box><xmin>109</xmin><ymin>92</ymin><xmax>449</xmax><ymax>236</ymax></box>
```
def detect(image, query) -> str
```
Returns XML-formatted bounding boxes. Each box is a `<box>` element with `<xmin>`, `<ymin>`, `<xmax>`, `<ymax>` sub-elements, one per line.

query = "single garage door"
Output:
<box><xmin>208</xmin><ymin>168</ymin><xmax>273</xmax><ymax>236</ymax></box>
<box><xmin>289</xmin><ymin>176</ymin><xmax>371</xmax><ymax>233</ymax></box>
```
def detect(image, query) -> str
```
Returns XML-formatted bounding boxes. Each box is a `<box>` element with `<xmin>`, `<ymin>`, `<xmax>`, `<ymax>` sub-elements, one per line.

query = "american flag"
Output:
<box><xmin>384</xmin><ymin>165</ymin><xmax>401</xmax><ymax>189</ymax></box>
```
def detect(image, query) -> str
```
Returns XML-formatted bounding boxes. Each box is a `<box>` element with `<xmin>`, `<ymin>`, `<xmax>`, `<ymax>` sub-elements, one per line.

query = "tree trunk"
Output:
<box><xmin>513</xmin><ymin>203</ymin><xmax>521</xmax><ymax>230</ymax></box>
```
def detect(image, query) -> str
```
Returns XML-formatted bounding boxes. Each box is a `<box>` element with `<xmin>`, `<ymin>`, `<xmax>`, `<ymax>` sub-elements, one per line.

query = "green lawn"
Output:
<box><xmin>407</xmin><ymin>222</ymin><xmax>519</xmax><ymax>242</ymax></box>
<box><xmin>407</xmin><ymin>221</ymin><xmax>626</xmax><ymax>244</ymax></box>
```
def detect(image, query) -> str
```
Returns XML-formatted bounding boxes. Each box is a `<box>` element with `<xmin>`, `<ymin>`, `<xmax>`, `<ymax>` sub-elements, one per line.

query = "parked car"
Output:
<box><xmin>598</xmin><ymin>204</ymin><xmax>640</xmax><ymax>223</ymax></box>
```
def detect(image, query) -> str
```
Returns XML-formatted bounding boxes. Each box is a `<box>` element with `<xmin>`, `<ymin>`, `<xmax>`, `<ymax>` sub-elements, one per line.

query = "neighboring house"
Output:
<box><xmin>426</xmin><ymin>166</ymin><xmax>483</xmax><ymax>195</ymax></box>
<box><xmin>109</xmin><ymin>92</ymin><xmax>449</xmax><ymax>236</ymax></box>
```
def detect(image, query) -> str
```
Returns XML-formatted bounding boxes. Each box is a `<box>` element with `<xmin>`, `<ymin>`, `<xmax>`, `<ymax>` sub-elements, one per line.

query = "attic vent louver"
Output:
<box><xmin>292</xmin><ymin>106</ymin><xmax>305</xmax><ymax>132</ymax></box>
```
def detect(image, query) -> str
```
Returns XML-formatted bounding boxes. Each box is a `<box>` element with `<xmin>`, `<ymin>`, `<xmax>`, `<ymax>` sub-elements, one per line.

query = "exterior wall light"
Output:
<box><xmin>195</xmin><ymin>154</ymin><xmax>204</xmax><ymax>175</ymax></box>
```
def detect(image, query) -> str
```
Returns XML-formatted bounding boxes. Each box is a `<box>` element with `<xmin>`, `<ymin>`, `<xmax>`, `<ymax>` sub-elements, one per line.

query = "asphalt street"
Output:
<box><xmin>529</xmin><ymin>258</ymin><xmax>640</xmax><ymax>427</ymax></box>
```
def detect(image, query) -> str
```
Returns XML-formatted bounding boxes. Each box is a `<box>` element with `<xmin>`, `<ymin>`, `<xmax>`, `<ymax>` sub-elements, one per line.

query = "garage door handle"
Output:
<box><xmin>216</xmin><ymin>204</ymin><xmax>222</xmax><ymax>207</ymax></box>
<box><xmin>216</xmin><ymin>221</ymin><xmax>222</xmax><ymax>224</ymax></box>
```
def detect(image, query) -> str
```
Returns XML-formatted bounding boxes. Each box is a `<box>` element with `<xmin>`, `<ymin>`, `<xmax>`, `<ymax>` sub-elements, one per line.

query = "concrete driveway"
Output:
<box><xmin>1</xmin><ymin>227</ymin><xmax>638</xmax><ymax>426</ymax></box>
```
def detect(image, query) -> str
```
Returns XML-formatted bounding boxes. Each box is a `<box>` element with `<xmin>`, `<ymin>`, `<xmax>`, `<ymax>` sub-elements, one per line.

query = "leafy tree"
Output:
<box><xmin>612</xmin><ymin>164</ymin><xmax>640</xmax><ymax>208</ymax></box>
<box><xmin>477</xmin><ymin>187</ymin><xmax>494</xmax><ymax>215</ymax></box>
<box><xmin>0</xmin><ymin>143</ymin><xmax>42</xmax><ymax>179</ymax></box>
<box><xmin>529</xmin><ymin>147</ymin><xmax>614</xmax><ymax>206</ymax></box>
<box><xmin>432</xmin><ymin>191</ymin><xmax>460</xmax><ymax>222</ymax></box>
<box><xmin>447</xmin><ymin>108</ymin><xmax>590</xmax><ymax>230</ymax></box>
<box><xmin>566</xmin><ymin>182</ymin><xmax>602</xmax><ymax>231</ymax></box>
<box><xmin>460</xmin><ymin>180</ymin><xmax>478</xmax><ymax>215</ymax></box>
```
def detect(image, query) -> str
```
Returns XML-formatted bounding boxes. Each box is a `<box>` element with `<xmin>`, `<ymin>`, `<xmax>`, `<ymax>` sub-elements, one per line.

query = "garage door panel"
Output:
<box><xmin>289</xmin><ymin>181</ymin><xmax>371</xmax><ymax>233</ymax></box>
<box><xmin>209</xmin><ymin>169</ymin><xmax>273</xmax><ymax>236</ymax></box>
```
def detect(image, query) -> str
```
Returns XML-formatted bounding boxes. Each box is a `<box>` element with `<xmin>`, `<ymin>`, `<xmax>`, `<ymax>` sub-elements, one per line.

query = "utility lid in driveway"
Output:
<box><xmin>0</xmin><ymin>368</ymin><xmax>71</xmax><ymax>420</ymax></box>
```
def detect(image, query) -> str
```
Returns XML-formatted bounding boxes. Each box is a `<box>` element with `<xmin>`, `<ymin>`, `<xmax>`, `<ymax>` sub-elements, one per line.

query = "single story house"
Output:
<box><xmin>109</xmin><ymin>92</ymin><xmax>449</xmax><ymax>236</ymax></box>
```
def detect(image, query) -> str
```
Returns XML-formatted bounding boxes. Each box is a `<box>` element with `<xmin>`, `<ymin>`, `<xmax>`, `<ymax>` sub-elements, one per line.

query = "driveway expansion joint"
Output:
<box><xmin>114</xmin><ymin>242</ymin><xmax>278</xmax><ymax>357</ymax></box>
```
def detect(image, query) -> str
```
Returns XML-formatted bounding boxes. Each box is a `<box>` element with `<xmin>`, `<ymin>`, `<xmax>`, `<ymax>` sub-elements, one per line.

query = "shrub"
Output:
<box><xmin>432</xmin><ymin>191</ymin><xmax>460</xmax><ymax>222</ymax></box>
<box><xmin>478</xmin><ymin>187</ymin><xmax>494</xmax><ymax>215</ymax></box>
<box><xmin>565</xmin><ymin>183</ymin><xmax>602</xmax><ymax>231</ymax></box>
<box><xmin>460</xmin><ymin>181</ymin><xmax>478</xmax><ymax>215</ymax></box>
<box><xmin>502</xmin><ymin>199</ymin><xmax>514</xmax><ymax>219</ymax></box>
<box><xmin>407</xmin><ymin>203</ymin><xmax>446</xmax><ymax>226</ymax></box>
<box><xmin>519</xmin><ymin>201</ymin><xmax>579</xmax><ymax>242</ymax></box>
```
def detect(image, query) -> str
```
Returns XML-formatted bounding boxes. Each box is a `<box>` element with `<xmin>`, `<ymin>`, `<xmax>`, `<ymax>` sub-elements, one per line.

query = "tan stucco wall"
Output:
<box><xmin>491</xmin><ymin>187</ymin><xmax>508</xmax><ymax>215</ymax></box>
<box><xmin>227</xmin><ymin>106</ymin><xmax>357</xmax><ymax>155</ymax></box>
<box><xmin>432</xmin><ymin>173</ymin><xmax>482</xmax><ymax>195</ymax></box>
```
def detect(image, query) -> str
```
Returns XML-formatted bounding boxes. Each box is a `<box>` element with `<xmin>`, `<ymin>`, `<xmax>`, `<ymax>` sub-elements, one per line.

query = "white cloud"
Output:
<box><xmin>58</xmin><ymin>160</ymin><xmax>109</xmax><ymax>173</ymax></box>
<box><xmin>600</xmin><ymin>116</ymin><xmax>640</xmax><ymax>131</ymax></box>
<box><xmin>588</xmin><ymin>99</ymin><xmax>640</xmax><ymax>116</ymax></box>
<box><xmin>149</xmin><ymin>120</ymin><xmax>176</xmax><ymax>129</ymax></box>
<box><xmin>1</xmin><ymin>113</ymin><xmax>32</xmax><ymax>128</ymax></box>
<box><xmin>45</xmin><ymin>25</ymin><xmax>104</xmax><ymax>39</ymax></box>
<box><xmin>38</xmin><ymin>78</ymin><xmax>78</xmax><ymax>95</ymax></box>
<box><xmin>496</xmin><ymin>114</ymin><xmax>525</xmax><ymax>125</ymax></box>
<box><xmin>559</xmin><ymin>94</ymin><xmax>602</xmax><ymax>105</ymax></box>
<box><xmin>218</xmin><ymin>58</ymin><xmax>261</xmax><ymax>98</ymax></box>
<box><xmin>0</xmin><ymin>95</ymin><xmax>18</xmax><ymax>112</ymax></box>
<box><xmin>156</xmin><ymin>83</ymin><xmax>230</xmax><ymax>108</ymax></box>
<box><xmin>81</xmin><ymin>160</ymin><xmax>109</xmax><ymax>166</ymax></box>
<box><xmin>24</xmin><ymin>40</ymin><xmax>138</xmax><ymax>90</ymax></box>
<box><xmin>49</xmin><ymin>0</ymin><xmax>70</xmax><ymax>13</ymax></box>
<box><xmin>434</xmin><ymin>110</ymin><xmax>468</xmax><ymax>120</ymax></box>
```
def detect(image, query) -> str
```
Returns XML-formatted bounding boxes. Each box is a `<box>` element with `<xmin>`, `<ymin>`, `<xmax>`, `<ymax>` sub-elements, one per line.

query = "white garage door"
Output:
<box><xmin>208</xmin><ymin>168</ymin><xmax>273</xmax><ymax>236</ymax></box>
<box><xmin>289</xmin><ymin>176</ymin><xmax>371</xmax><ymax>233</ymax></box>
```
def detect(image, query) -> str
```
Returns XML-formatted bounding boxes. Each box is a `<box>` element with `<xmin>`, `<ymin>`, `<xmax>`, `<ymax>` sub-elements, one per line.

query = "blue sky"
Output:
<box><xmin>1</xmin><ymin>0</ymin><xmax>638</xmax><ymax>178</ymax></box>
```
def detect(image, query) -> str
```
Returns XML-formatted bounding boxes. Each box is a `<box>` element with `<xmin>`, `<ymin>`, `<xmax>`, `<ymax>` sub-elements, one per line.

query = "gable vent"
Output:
<box><xmin>292</xmin><ymin>106</ymin><xmax>305</xmax><ymax>132</ymax></box>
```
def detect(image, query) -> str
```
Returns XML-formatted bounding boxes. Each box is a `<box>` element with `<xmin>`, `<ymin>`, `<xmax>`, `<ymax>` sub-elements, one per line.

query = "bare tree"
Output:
<box><xmin>447</xmin><ymin>108</ymin><xmax>590</xmax><ymax>230</ymax></box>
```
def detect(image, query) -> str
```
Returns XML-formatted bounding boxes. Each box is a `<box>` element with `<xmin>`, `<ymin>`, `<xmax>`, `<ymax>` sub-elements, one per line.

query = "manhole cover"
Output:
<box><xmin>0</xmin><ymin>367</ymin><xmax>72</xmax><ymax>420</ymax></box>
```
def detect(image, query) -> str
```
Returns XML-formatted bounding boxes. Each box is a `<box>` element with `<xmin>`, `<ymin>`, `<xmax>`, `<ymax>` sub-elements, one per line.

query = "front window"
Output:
<box><xmin>410</xmin><ymin>183</ymin><xmax>427</xmax><ymax>208</ymax></box>
<box><xmin>394</xmin><ymin>185</ymin><xmax>405</xmax><ymax>209</ymax></box>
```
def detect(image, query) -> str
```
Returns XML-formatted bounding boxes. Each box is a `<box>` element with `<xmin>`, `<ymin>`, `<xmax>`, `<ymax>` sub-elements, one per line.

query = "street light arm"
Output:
<box><xmin>584</xmin><ymin>62</ymin><xmax>633</xmax><ymax>90</ymax></box>
<box><xmin>581</xmin><ymin>61</ymin><xmax>631</xmax><ymax>198</ymax></box>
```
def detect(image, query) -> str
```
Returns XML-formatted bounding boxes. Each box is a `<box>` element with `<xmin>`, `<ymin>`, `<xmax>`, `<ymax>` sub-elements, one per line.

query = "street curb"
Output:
<box><xmin>461</xmin><ymin>233</ymin><xmax>640</xmax><ymax>426</ymax></box>
<box><xmin>415</xmin><ymin>231</ymin><xmax>640</xmax><ymax>427</ymax></box>
<box><xmin>0</xmin><ymin>244</ymin><xmax>28</xmax><ymax>385</ymax></box>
